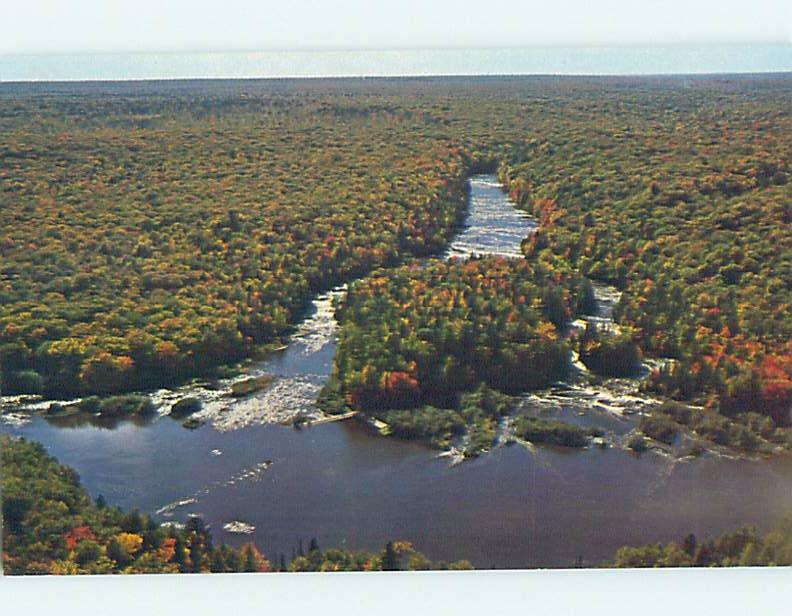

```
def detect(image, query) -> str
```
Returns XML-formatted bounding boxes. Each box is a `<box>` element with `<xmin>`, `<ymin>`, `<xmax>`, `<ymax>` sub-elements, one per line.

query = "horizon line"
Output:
<box><xmin>3</xmin><ymin>70</ymin><xmax>792</xmax><ymax>86</ymax></box>
<box><xmin>2</xmin><ymin>41</ymin><xmax>791</xmax><ymax>58</ymax></box>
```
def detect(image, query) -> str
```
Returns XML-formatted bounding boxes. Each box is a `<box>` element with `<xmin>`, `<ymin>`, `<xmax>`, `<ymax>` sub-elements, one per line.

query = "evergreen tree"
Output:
<box><xmin>381</xmin><ymin>541</ymin><xmax>399</xmax><ymax>571</ymax></box>
<box><xmin>694</xmin><ymin>542</ymin><xmax>714</xmax><ymax>567</ymax></box>
<box><xmin>210</xmin><ymin>548</ymin><xmax>225</xmax><ymax>572</ymax></box>
<box><xmin>189</xmin><ymin>536</ymin><xmax>205</xmax><ymax>573</ymax></box>
<box><xmin>682</xmin><ymin>533</ymin><xmax>697</xmax><ymax>557</ymax></box>
<box><xmin>173</xmin><ymin>535</ymin><xmax>187</xmax><ymax>571</ymax></box>
<box><xmin>185</xmin><ymin>515</ymin><xmax>208</xmax><ymax>536</ymax></box>
<box><xmin>121</xmin><ymin>509</ymin><xmax>143</xmax><ymax>533</ymax></box>
<box><xmin>223</xmin><ymin>545</ymin><xmax>242</xmax><ymax>573</ymax></box>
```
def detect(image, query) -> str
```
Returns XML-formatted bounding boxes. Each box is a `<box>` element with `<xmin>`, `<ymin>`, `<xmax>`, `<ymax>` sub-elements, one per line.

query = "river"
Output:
<box><xmin>3</xmin><ymin>174</ymin><xmax>792</xmax><ymax>568</ymax></box>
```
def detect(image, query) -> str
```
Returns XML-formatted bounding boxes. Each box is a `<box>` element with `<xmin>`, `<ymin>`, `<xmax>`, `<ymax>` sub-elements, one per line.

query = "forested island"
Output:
<box><xmin>320</xmin><ymin>256</ymin><xmax>595</xmax><ymax>455</ymax></box>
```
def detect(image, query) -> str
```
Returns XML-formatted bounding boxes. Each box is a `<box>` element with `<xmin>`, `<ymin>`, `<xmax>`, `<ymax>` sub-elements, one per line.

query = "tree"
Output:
<box><xmin>2</xmin><ymin>496</ymin><xmax>32</xmax><ymax>534</ymax></box>
<box><xmin>74</xmin><ymin>541</ymin><xmax>103</xmax><ymax>567</ymax></box>
<box><xmin>189</xmin><ymin>536</ymin><xmax>205</xmax><ymax>573</ymax></box>
<box><xmin>240</xmin><ymin>544</ymin><xmax>270</xmax><ymax>573</ymax></box>
<box><xmin>682</xmin><ymin>533</ymin><xmax>697</xmax><ymax>557</ymax></box>
<box><xmin>173</xmin><ymin>536</ymin><xmax>187</xmax><ymax>571</ymax></box>
<box><xmin>381</xmin><ymin>542</ymin><xmax>399</xmax><ymax>571</ymax></box>
<box><xmin>106</xmin><ymin>537</ymin><xmax>132</xmax><ymax>568</ymax></box>
<box><xmin>210</xmin><ymin>548</ymin><xmax>227</xmax><ymax>573</ymax></box>
<box><xmin>120</xmin><ymin>510</ymin><xmax>143</xmax><ymax>533</ymax></box>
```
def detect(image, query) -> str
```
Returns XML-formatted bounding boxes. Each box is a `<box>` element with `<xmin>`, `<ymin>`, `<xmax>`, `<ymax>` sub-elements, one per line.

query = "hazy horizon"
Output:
<box><xmin>1</xmin><ymin>44</ymin><xmax>791</xmax><ymax>83</ymax></box>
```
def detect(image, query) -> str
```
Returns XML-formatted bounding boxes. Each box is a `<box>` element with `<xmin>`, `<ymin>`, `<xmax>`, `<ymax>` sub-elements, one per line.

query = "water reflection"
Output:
<box><xmin>44</xmin><ymin>410</ymin><xmax>157</xmax><ymax>430</ymax></box>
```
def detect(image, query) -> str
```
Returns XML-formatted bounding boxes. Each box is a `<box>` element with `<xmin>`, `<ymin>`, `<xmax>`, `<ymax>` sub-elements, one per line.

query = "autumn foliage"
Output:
<box><xmin>1</xmin><ymin>75</ymin><xmax>789</xmax><ymax>428</ymax></box>
<box><xmin>331</xmin><ymin>256</ymin><xmax>575</xmax><ymax>412</ymax></box>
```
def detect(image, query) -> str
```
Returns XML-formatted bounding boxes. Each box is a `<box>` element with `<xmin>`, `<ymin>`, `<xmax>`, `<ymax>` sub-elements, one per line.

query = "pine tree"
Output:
<box><xmin>223</xmin><ymin>545</ymin><xmax>242</xmax><ymax>572</ymax></box>
<box><xmin>682</xmin><ymin>533</ymin><xmax>697</xmax><ymax>557</ymax></box>
<box><xmin>173</xmin><ymin>534</ymin><xmax>190</xmax><ymax>573</ymax></box>
<box><xmin>210</xmin><ymin>547</ymin><xmax>226</xmax><ymax>573</ymax></box>
<box><xmin>242</xmin><ymin>544</ymin><xmax>263</xmax><ymax>572</ymax></box>
<box><xmin>121</xmin><ymin>509</ymin><xmax>143</xmax><ymax>533</ymax></box>
<box><xmin>381</xmin><ymin>541</ymin><xmax>399</xmax><ymax>571</ymax></box>
<box><xmin>189</xmin><ymin>536</ymin><xmax>204</xmax><ymax>573</ymax></box>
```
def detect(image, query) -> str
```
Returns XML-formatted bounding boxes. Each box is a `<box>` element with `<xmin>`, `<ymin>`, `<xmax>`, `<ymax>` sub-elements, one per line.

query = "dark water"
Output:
<box><xmin>4</xmin><ymin>174</ymin><xmax>792</xmax><ymax>568</ymax></box>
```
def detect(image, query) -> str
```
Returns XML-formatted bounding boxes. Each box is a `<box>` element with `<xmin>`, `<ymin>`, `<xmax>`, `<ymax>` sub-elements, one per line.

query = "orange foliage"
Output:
<box><xmin>383</xmin><ymin>371</ymin><xmax>420</xmax><ymax>393</ymax></box>
<box><xmin>157</xmin><ymin>537</ymin><xmax>177</xmax><ymax>563</ymax></box>
<box><xmin>63</xmin><ymin>526</ymin><xmax>96</xmax><ymax>550</ymax></box>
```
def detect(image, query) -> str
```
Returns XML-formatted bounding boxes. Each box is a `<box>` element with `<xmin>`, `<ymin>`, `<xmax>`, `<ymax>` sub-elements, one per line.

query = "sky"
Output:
<box><xmin>1</xmin><ymin>0</ymin><xmax>791</xmax><ymax>55</ymax></box>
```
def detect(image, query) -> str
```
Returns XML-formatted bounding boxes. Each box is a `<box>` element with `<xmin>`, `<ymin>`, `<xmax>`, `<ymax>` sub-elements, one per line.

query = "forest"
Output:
<box><xmin>1</xmin><ymin>75</ymin><xmax>790</xmax><ymax>440</ymax></box>
<box><xmin>0</xmin><ymin>435</ymin><xmax>471</xmax><ymax>573</ymax></box>
<box><xmin>498</xmin><ymin>87</ymin><xmax>791</xmax><ymax>425</ymax></box>
<box><xmin>0</xmin><ymin>81</ymin><xmax>472</xmax><ymax>396</ymax></box>
<box><xmin>611</xmin><ymin>511</ymin><xmax>792</xmax><ymax>567</ymax></box>
<box><xmin>321</xmin><ymin>256</ymin><xmax>586</xmax><ymax>452</ymax></box>
<box><xmin>330</xmin><ymin>257</ymin><xmax>576</xmax><ymax>404</ymax></box>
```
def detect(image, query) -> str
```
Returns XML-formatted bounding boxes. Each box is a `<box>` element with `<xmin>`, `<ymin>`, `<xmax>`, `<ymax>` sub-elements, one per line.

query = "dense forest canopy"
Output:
<box><xmin>0</xmin><ymin>76</ymin><xmax>790</xmax><ymax>427</ymax></box>
<box><xmin>0</xmin><ymin>81</ymin><xmax>473</xmax><ymax>396</ymax></box>
<box><xmin>332</xmin><ymin>257</ymin><xmax>576</xmax><ymax>408</ymax></box>
<box><xmin>498</xmin><ymin>89</ymin><xmax>791</xmax><ymax>423</ymax></box>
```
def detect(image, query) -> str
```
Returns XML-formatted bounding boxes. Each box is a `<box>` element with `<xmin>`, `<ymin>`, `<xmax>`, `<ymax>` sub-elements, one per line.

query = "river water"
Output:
<box><xmin>3</xmin><ymin>174</ymin><xmax>792</xmax><ymax>568</ymax></box>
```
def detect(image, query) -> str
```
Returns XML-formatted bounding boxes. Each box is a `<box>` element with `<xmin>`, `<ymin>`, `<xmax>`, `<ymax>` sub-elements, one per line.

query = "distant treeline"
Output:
<box><xmin>611</xmin><ymin>511</ymin><xmax>792</xmax><ymax>567</ymax></box>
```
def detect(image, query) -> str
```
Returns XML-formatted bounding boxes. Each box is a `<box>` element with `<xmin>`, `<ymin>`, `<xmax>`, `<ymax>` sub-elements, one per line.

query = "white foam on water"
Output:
<box><xmin>444</xmin><ymin>175</ymin><xmax>535</xmax><ymax>259</ymax></box>
<box><xmin>223</xmin><ymin>520</ymin><xmax>256</xmax><ymax>534</ymax></box>
<box><xmin>0</xmin><ymin>412</ymin><xmax>32</xmax><ymax>427</ymax></box>
<box><xmin>155</xmin><ymin>497</ymin><xmax>198</xmax><ymax>516</ymax></box>
<box><xmin>1</xmin><ymin>395</ymin><xmax>83</xmax><ymax>413</ymax></box>
<box><xmin>196</xmin><ymin>377</ymin><xmax>323</xmax><ymax>432</ymax></box>
<box><xmin>591</xmin><ymin>283</ymin><xmax>623</xmax><ymax>320</ymax></box>
<box><xmin>1</xmin><ymin>394</ymin><xmax>44</xmax><ymax>407</ymax></box>
<box><xmin>291</xmin><ymin>285</ymin><xmax>347</xmax><ymax>355</ymax></box>
<box><xmin>523</xmin><ymin>382</ymin><xmax>661</xmax><ymax>418</ymax></box>
<box><xmin>155</xmin><ymin>458</ymin><xmax>274</xmax><ymax>519</ymax></box>
<box><xmin>221</xmin><ymin>460</ymin><xmax>273</xmax><ymax>487</ymax></box>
